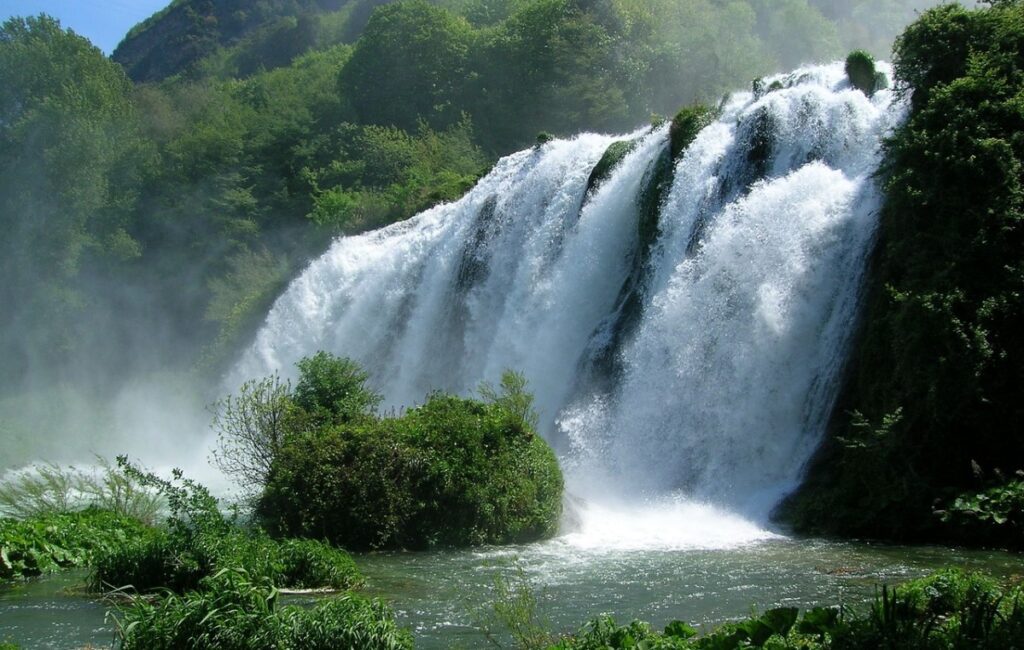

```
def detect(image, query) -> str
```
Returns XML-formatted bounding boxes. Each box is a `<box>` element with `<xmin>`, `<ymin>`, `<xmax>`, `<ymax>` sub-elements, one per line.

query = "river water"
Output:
<box><xmin>3</xmin><ymin>537</ymin><xmax>1023</xmax><ymax>649</ymax></box>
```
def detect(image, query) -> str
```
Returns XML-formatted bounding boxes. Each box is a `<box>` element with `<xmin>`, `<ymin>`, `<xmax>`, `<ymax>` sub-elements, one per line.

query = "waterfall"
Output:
<box><xmin>232</xmin><ymin>62</ymin><xmax>905</xmax><ymax>538</ymax></box>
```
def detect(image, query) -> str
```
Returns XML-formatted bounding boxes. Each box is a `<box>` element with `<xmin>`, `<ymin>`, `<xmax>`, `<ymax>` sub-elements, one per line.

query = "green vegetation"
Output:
<box><xmin>0</xmin><ymin>459</ymin><xmax>162</xmax><ymax>523</ymax></box>
<box><xmin>0</xmin><ymin>509</ymin><xmax>153</xmax><ymax>581</ymax></box>
<box><xmin>669</xmin><ymin>105</ymin><xmax>717</xmax><ymax>160</ymax></box>
<box><xmin>586</xmin><ymin>140</ymin><xmax>637</xmax><ymax>194</ymax></box>
<box><xmin>844</xmin><ymin>49</ymin><xmax>877</xmax><ymax>95</ymax></box>
<box><xmin>90</xmin><ymin>458</ymin><xmax>360</xmax><ymax>593</ymax></box>
<box><xmin>550</xmin><ymin>570</ymin><xmax>1024</xmax><ymax>650</ymax></box>
<box><xmin>258</xmin><ymin>369</ymin><xmax>563</xmax><ymax>550</ymax></box>
<box><xmin>938</xmin><ymin>472</ymin><xmax>1024</xmax><ymax>549</ymax></box>
<box><xmin>114</xmin><ymin>569</ymin><xmax>412</xmax><ymax>650</ymax></box>
<box><xmin>780</xmin><ymin>0</ymin><xmax>1024</xmax><ymax>546</ymax></box>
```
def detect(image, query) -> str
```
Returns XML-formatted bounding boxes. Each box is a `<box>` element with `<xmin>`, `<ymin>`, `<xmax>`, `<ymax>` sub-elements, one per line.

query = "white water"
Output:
<box><xmin>233</xmin><ymin>62</ymin><xmax>906</xmax><ymax>546</ymax></box>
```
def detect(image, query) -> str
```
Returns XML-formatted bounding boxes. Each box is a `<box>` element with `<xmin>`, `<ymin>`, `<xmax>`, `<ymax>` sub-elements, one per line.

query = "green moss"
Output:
<box><xmin>586</xmin><ymin>139</ymin><xmax>637</xmax><ymax>194</ymax></box>
<box><xmin>258</xmin><ymin>381</ymin><xmax>563</xmax><ymax>550</ymax></box>
<box><xmin>535</xmin><ymin>131</ymin><xmax>555</xmax><ymax>146</ymax></box>
<box><xmin>669</xmin><ymin>105</ymin><xmax>716</xmax><ymax>159</ymax></box>
<box><xmin>845</xmin><ymin>49</ymin><xmax>877</xmax><ymax>95</ymax></box>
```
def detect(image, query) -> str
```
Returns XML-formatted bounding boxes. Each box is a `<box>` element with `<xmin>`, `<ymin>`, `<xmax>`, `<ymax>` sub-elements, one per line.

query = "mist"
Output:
<box><xmin>0</xmin><ymin>0</ymin><xmax>974</xmax><ymax>479</ymax></box>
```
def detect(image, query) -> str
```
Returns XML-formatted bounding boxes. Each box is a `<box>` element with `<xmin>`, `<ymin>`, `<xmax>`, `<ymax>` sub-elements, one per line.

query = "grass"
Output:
<box><xmin>91</xmin><ymin>524</ymin><xmax>360</xmax><ymax>594</ymax></box>
<box><xmin>113</xmin><ymin>568</ymin><xmax>411</xmax><ymax>650</ymax></box>
<box><xmin>0</xmin><ymin>458</ymin><xmax>162</xmax><ymax>524</ymax></box>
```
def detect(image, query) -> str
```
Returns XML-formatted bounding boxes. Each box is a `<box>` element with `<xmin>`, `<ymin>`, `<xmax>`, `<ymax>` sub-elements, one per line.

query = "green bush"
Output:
<box><xmin>114</xmin><ymin>569</ymin><xmax>411</xmax><ymax>650</ymax></box>
<box><xmin>0</xmin><ymin>509</ymin><xmax>154</xmax><ymax>581</ymax></box>
<box><xmin>293</xmin><ymin>351</ymin><xmax>383</xmax><ymax>427</ymax></box>
<box><xmin>937</xmin><ymin>472</ymin><xmax>1024</xmax><ymax>548</ymax></box>
<box><xmin>90</xmin><ymin>461</ymin><xmax>360</xmax><ymax>593</ymax></box>
<box><xmin>844</xmin><ymin>49</ymin><xmax>876</xmax><ymax>95</ymax></box>
<box><xmin>92</xmin><ymin>528</ymin><xmax>360</xmax><ymax>593</ymax></box>
<box><xmin>259</xmin><ymin>371</ymin><xmax>563</xmax><ymax>550</ymax></box>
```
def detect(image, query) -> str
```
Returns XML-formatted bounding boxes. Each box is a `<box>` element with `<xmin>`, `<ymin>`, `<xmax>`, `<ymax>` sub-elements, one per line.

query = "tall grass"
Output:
<box><xmin>113</xmin><ymin>569</ymin><xmax>411</xmax><ymax>650</ymax></box>
<box><xmin>0</xmin><ymin>458</ymin><xmax>162</xmax><ymax>523</ymax></box>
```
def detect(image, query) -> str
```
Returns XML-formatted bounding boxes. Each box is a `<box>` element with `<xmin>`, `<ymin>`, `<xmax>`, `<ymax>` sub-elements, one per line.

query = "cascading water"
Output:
<box><xmin>233</xmin><ymin>62</ymin><xmax>906</xmax><ymax>549</ymax></box>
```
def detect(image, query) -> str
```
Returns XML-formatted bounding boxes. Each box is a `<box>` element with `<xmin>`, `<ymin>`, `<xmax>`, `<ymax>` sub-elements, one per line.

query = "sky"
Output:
<box><xmin>3</xmin><ymin>0</ymin><xmax>169</xmax><ymax>54</ymax></box>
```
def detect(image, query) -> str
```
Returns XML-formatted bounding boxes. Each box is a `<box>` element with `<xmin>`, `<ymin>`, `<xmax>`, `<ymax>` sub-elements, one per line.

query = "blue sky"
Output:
<box><xmin>3</xmin><ymin>0</ymin><xmax>170</xmax><ymax>54</ymax></box>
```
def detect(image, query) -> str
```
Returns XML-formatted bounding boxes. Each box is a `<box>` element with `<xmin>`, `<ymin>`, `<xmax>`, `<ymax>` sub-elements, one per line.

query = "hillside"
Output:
<box><xmin>111</xmin><ymin>0</ymin><xmax>354</xmax><ymax>81</ymax></box>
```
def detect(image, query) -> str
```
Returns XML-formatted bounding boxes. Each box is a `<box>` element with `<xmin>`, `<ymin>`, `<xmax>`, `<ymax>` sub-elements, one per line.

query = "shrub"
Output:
<box><xmin>259</xmin><ymin>371</ymin><xmax>563</xmax><ymax>550</ymax></box>
<box><xmin>114</xmin><ymin>569</ymin><xmax>411</xmax><ymax>650</ymax></box>
<box><xmin>210</xmin><ymin>373</ymin><xmax>295</xmax><ymax>498</ymax></box>
<box><xmin>0</xmin><ymin>509</ymin><xmax>154</xmax><ymax>581</ymax></box>
<box><xmin>936</xmin><ymin>471</ymin><xmax>1024</xmax><ymax>548</ymax></box>
<box><xmin>211</xmin><ymin>352</ymin><xmax>381</xmax><ymax>499</ymax></box>
<box><xmin>844</xmin><ymin>49</ymin><xmax>877</xmax><ymax>95</ymax></box>
<box><xmin>91</xmin><ymin>461</ymin><xmax>360</xmax><ymax>593</ymax></box>
<box><xmin>293</xmin><ymin>351</ymin><xmax>383</xmax><ymax>427</ymax></box>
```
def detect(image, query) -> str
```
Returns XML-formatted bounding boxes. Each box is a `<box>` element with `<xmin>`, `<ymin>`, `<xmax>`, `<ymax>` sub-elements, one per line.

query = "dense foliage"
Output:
<box><xmin>551</xmin><ymin>570</ymin><xmax>1024</xmax><ymax>650</ymax></box>
<box><xmin>0</xmin><ymin>509</ymin><xmax>153</xmax><ymax>581</ymax></box>
<box><xmin>780</xmin><ymin>0</ymin><xmax>1024</xmax><ymax>545</ymax></box>
<box><xmin>114</xmin><ymin>569</ymin><xmax>411</xmax><ymax>650</ymax></box>
<box><xmin>90</xmin><ymin>459</ymin><xmax>360</xmax><ymax>592</ymax></box>
<box><xmin>258</xmin><ymin>370</ymin><xmax>563</xmax><ymax>550</ymax></box>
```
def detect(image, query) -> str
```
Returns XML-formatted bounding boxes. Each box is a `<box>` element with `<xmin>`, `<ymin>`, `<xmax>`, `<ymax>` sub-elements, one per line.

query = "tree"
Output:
<box><xmin>294</xmin><ymin>351</ymin><xmax>383</xmax><ymax>426</ymax></box>
<box><xmin>210</xmin><ymin>373</ymin><xmax>294</xmax><ymax>497</ymax></box>
<box><xmin>338</xmin><ymin>0</ymin><xmax>473</xmax><ymax>131</ymax></box>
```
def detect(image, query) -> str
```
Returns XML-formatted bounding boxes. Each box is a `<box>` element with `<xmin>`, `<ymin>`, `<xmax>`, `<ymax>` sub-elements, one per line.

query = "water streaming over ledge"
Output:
<box><xmin>232</xmin><ymin>62</ymin><xmax>907</xmax><ymax>545</ymax></box>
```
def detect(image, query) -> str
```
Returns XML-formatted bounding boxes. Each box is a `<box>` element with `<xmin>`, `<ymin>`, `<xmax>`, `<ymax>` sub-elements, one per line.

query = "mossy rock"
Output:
<box><xmin>670</xmin><ymin>105</ymin><xmax>717</xmax><ymax>159</ymax></box>
<box><xmin>535</xmin><ymin>131</ymin><xmax>555</xmax><ymax>147</ymax></box>
<box><xmin>746</xmin><ymin>106</ymin><xmax>776</xmax><ymax>178</ymax></box>
<box><xmin>845</xmin><ymin>50</ymin><xmax>877</xmax><ymax>96</ymax></box>
<box><xmin>873</xmin><ymin>70</ymin><xmax>889</xmax><ymax>92</ymax></box>
<box><xmin>586</xmin><ymin>139</ymin><xmax>637</xmax><ymax>194</ymax></box>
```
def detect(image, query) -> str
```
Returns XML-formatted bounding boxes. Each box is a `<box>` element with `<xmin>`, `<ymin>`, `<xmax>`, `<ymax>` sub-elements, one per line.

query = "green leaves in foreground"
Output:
<box><xmin>114</xmin><ymin>569</ymin><xmax>411</xmax><ymax>650</ymax></box>
<box><xmin>554</xmin><ymin>570</ymin><xmax>1024</xmax><ymax>650</ymax></box>
<box><xmin>0</xmin><ymin>509</ymin><xmax>153</xmax><ymax>581</ymax></box>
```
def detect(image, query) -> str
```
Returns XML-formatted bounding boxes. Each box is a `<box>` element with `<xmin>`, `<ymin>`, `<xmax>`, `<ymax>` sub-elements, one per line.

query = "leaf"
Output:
<box><xmin>760</xmin><ymin>607</ymin><xmax>799</xmax><ymax>635</ymax></box>
<box><xmin>664</xmin><ymin>620</ymin><xmax>697</xmax><ymax>639</ymax></box>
